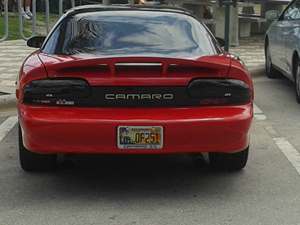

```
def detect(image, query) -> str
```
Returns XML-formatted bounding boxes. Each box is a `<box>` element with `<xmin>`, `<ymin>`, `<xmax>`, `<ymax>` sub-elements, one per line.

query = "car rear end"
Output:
<box><xmin>17</xmin><ymin>7</ymin><xmax>253</xmax><ymax>171</ymax></box>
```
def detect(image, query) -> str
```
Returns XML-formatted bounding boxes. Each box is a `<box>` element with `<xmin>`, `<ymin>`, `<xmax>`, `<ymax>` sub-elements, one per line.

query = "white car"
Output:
<box><xmin>265</xmin><ymin>0</ymin><xmax>300</xmax><ymax>103</ymax></box>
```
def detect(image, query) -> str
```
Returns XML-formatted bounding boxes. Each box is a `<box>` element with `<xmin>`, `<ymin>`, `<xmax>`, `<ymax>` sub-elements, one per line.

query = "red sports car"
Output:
<box><xmin>17</xmin><ymin>5</ymin><xmax>253</xmax><ymax>171</ymax></box>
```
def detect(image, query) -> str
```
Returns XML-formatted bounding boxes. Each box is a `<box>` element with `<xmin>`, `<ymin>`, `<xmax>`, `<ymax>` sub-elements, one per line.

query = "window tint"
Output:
<box><xmin>43</xmin><ymin>11</ymin><xmax>217</xmax><ymax>58</ymax></box>
<box><xmin>284</xmin><ymin>0</ymin><xmax>300</xmax><ymax>20</ymax></box>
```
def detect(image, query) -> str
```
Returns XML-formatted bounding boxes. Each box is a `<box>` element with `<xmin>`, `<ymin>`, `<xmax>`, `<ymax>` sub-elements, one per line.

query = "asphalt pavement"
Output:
<box><xmin>0</xmin><ymin>73</ymin><xmax>300</xmax><ymax>225</ymax></box>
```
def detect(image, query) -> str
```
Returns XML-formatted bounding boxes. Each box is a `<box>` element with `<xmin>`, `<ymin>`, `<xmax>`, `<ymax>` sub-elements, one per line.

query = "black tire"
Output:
<box><xmin>209</xmin><ymin>147</ymin><xmax>249</xmax><ymax>171</ymax></box>
<box><xmin>19</xmin><ymin>125</ymin><xmax>57</xmax><ymax>172</ymax></box>
<box><xmin>293</xmin><ymin>57</ymin><xmax>300</xmax><ymax>104</ymax></box>
<box><xmin>265</xmin><ymin>44</ymin><xmax>279</xmax><ymax>79</ymax></box>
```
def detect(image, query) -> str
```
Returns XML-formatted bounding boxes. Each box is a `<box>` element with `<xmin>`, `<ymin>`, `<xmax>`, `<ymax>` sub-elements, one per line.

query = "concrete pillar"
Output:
<box><xmin>213</xmin><ymin>5</ymin><xmax>239</xmax><ymax>46</ymax></box>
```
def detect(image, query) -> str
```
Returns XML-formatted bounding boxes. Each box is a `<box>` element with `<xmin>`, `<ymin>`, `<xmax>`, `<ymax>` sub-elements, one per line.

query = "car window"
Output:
<box><xmin>43</xmin><ymin>11</ymin><xmax>218</xmax><ymax>58</ymax></box>
<box><xmin>284</xmin><ymin>0</ymin><xmax>300</xmax><ymax>20</ymax></box>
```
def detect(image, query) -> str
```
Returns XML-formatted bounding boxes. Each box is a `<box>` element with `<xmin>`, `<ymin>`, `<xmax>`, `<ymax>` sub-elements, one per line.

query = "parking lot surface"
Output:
<box><xmin>0</xmin><ymin>74</ymin><xmax>300</xmax><ymax>225</ymax></box>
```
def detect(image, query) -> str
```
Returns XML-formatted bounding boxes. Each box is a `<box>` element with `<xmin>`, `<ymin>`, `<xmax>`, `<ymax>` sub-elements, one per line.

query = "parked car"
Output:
<box><xmin>265</xmin><ymin>0</ymin><xmax>300</xmax><ymax>103</ymax></box>
<box><xmin>17</xmin><ymin>5</ymin><xmax>253</xmax><ymax>172</ymax></box>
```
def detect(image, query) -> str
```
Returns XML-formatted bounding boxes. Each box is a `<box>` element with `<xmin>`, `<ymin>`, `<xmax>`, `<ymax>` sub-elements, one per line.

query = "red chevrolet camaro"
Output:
<box><xmin>17</xmin><ymin>5</ymin><xmax>253</xmax><ymax>172</ymax></box>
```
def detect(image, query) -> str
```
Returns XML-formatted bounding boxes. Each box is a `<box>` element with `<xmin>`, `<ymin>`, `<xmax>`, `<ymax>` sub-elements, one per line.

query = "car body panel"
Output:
<box><xmin>17</xmin><ymin>5</ymin><xmax>253</xmax><ymax>155</ymax></box>
<box><xmin>267</xmin><ymin>20</ymin><xmax>287</xmax><ymax>70</ymax></box>
<box><xmin>284</xmin><ymin>20</ymin><xmax>300</xmax><ymax>78</ymax></box>
<box><xmin>17</xmin><ymin>52</ymin><xmax>253</xmax><ymax>155</ymax></box>
<box><xmin>37</xmin><ymin>53</ymin><xmax>232</xmax><ymax>85</ymax></box>
<box><xmin>266</xmin><ymin>0</ymin><xmax>300</xmax><ymax>80</ymax></box>
<box><xmin>18</xmin><ymin>104</ymin><xmax>252</xmax><ymax>154</ymax></box>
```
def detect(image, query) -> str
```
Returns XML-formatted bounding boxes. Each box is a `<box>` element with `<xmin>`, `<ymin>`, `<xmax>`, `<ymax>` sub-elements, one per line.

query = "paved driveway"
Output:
<box><xmin>0</xmin><ymin>74</ymin><xmax>300</xmax><ymax>225</ymax></box>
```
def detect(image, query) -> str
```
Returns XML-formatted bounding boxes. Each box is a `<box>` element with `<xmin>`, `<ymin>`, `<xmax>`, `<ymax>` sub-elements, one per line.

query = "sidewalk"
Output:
<box><xmin>0</xmin><ymin>40</ymin><xmax>34</xmax><ymax>94</ymax></box>
<box><xmin>0</xmin><ymin>36</ymin><xmax>265</xmax><ymax>104</ymax></box>
<box><xmin>230</xmin><ymin>35</ymin><xmax>265</xmax><ymax>72</ymax></box>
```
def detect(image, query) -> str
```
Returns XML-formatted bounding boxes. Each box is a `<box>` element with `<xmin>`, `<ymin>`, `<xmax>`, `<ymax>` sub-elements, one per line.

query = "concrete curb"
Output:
<box><xmin>0</xmin><ymin>94</ymin><xmax>16</xmax><ymax>109</ymax></box>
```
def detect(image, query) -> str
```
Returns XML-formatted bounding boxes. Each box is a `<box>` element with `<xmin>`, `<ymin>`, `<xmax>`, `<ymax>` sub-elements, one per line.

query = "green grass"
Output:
<box><xmin>0</xmin><ymin>12</ymin><xmax>58</xmax><ymax>40</ymax></box>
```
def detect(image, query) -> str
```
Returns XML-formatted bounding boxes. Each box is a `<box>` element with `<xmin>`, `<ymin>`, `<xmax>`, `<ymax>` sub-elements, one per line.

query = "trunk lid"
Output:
<box><xmin>38</xmin><ymin>53</ymin><xmax>232</xmax><ymax>86</ymax></box>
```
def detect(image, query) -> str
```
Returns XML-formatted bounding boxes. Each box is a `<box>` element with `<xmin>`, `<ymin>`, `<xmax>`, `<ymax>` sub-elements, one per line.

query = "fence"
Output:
<box><xmin>0</xmin><ymin>0</ymin><xmax>135</xmax><ymax>42</ymax></box>
<box><xmin>0</xmin><ymin>0</ymin><xmax>8</xmax><ymax>42</ymax></box>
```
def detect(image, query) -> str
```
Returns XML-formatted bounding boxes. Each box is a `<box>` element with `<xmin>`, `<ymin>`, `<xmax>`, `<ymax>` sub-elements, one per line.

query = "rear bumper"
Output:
<box><xmin>18</xmin><ymin>104</ymin><xmax>253</xmax><ymax>154</ymax></box>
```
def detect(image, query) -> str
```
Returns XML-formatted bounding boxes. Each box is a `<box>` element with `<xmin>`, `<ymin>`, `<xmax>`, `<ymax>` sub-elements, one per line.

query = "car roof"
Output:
<box><xmin>65</xmin><ymin>4</ymin><xmax>193</xmax><ymax>17</ymax></box>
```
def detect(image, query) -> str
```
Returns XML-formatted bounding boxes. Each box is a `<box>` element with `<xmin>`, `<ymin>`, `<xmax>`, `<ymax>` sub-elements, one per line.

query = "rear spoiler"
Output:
<box><xmin>39</xmin><ymin>54</ymin><xmax>232</xmax><ymax>77</ymax></box>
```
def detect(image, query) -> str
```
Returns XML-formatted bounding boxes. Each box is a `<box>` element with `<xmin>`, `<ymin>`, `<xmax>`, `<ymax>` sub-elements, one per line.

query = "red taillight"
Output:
<box><xmin>23</xmin><ymin>79</ymin><xmax>90</xmax><ymax>106</ymax></box>
<box><xmin>187</xmin><ymin>79</ymin><xmax>251</xmax><ymax>105</ymax></box>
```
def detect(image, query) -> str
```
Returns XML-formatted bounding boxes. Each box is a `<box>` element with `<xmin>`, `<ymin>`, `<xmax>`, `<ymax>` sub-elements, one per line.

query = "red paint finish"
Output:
<box><xmin>37</xmin><ymin>53</ymin><xmax>232</xmax><ymax>86</ymax></box>
<box><xmin>19</xmin><ymin>104</ymin><xmax>252</xmax><ymax>154</ymax></box>
<box><xmin>17</xmin><ymin>52</ymin><xmax>254</xmax><ymax>154</ymax></box>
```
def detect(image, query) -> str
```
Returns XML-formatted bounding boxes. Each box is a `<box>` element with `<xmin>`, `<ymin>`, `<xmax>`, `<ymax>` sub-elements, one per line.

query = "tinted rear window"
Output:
<box><xmin>43</xmin><ymin>10</ymin><xmax>217</xmax><ymax>58</ymax></box>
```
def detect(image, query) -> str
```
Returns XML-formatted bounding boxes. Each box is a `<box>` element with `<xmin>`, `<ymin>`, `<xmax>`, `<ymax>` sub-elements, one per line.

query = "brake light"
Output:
<box><xmin>187</xmin><ymin>79</ymin><xmax>251</xmax><ymax>105</ymax></box>
<box><xmin>23</xmin><ymin>79</ymin><xmax>90</xmax><ymax>106</ymax></box>
<box><xmin>22</xmin><ymin>78</ymin><xmax>251</xmax><ymax>107</ymax></box>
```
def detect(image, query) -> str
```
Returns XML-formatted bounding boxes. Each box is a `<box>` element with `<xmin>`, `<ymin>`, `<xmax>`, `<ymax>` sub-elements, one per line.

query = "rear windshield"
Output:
<box><xmin>43</xmin><ymin>10</ymin><xmax>218</xmax><ymax>58</ymax></box>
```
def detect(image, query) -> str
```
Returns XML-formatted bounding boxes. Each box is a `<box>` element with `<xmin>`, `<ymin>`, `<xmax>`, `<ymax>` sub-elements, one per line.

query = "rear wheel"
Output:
<box><xmin>19</xmin><ymin>125</ymin><xmax>57</xmax><ymax>172</ymax></box>
<box><xmin>265</xmin><ymin>44</ymin><xmax>279</xmax><ymax>79</ymax></box>
<box><xmin>209</xmin><ymin>147</ymin><xmax>249</xmax><ymax>171</ymax></box>
<box><xmin>293</xmin><ymin>56</ymin><xmax>300</xmax><ymax>104</ymax></box>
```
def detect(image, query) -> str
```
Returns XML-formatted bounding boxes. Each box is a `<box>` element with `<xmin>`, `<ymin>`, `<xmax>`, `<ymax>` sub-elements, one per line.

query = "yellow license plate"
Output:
<box><xmin>117</xmin><ymin>126</ymin><xmax>163</xmax><ymax>149</ymax></box>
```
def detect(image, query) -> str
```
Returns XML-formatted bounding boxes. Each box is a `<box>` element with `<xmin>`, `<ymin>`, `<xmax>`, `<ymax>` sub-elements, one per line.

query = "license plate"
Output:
<box><xmin>117</xmin><ymin>126</ymin><xmax>163</xmax><ymax>149</ymax></box>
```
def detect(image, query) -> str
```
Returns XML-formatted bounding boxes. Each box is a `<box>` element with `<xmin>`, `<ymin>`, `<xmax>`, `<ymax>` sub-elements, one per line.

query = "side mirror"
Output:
<box><xmin>216</xmin><ymin>37</ymin><xmax>225</xmax><ymax>47</ymax></box>
<box><xmin>265</xmin><ymin>10</ymin><xmax>280</xmax><ymax>21</ymax></box>
<box><xmin>27</xmin><ymin>36</ymin><xmax>46</xmax><ymax>48</ymax></box>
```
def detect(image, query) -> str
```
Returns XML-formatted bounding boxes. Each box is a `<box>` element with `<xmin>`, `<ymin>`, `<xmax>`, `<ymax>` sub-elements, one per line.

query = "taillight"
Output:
<box><xmin>23</xmin><ymin>79</ymin><xmax>90</xmax><ymax>106</ymax></box>
<box><xmin>187</xmin><ymin>79</ymin><xmax>251</xmax><ymax>105</ymax></box>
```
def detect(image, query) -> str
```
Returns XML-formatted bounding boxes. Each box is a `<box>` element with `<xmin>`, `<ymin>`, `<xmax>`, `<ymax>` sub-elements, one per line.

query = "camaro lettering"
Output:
<box><xmin>163</xmin><ymin>94</ymin><xmax>174</xmax><ymax>100</ymax></box>
<box><xmin>105</xmin><ymin>93</ymin><xmax>174</xmax><ymax>100</ymax></box>
<box><xmin>105</xmin><ymin>94</ymin><xmax>115</xmax><ymax>100</ymax></box>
